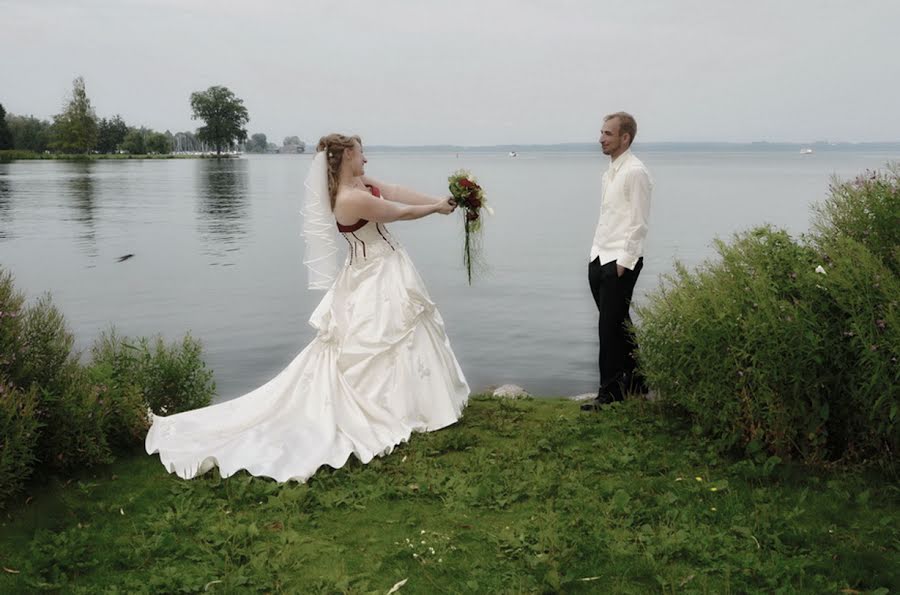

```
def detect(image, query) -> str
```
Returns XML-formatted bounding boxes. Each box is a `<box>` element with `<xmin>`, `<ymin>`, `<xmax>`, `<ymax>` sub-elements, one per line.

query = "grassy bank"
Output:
<box><xmin>0</xmin><ymin>150</ymin><xmax>233</xmax><ymax>161</ymax></box>
<box><xmin>1</xmin><ymin>397</ymin><xmax>896</xmax><ymax>594</ymax></box>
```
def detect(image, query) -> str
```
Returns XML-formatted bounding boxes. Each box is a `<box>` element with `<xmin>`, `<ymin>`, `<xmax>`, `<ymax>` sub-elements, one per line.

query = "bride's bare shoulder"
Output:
<box><xmin>335</xmin><ymin>186</ymin><xmax>373</xmax><ymax>206</ymax></box>
<box><xmin>334</xmin><ymin>187</ymin><xmax>375</xmax><ymax>222</ymax></box>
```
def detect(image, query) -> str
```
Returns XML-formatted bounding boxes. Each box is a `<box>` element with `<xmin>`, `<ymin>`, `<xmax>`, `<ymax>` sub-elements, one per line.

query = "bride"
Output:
<box><xmin>145</xmin><ymin>134</ymin><xmax>470</xmax><ymax>482</ymax></box>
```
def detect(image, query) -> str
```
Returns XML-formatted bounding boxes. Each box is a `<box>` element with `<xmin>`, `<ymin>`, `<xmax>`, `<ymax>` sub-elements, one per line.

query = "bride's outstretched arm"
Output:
<box><xmin>338</xmin><ymin>189</ymin><xmax>455</xmax><ymax>223</ymax></box>
<box><xmin>361</xmin><ymin>175</ymin><xmax>442</xmax><ymax>206</ymax></box>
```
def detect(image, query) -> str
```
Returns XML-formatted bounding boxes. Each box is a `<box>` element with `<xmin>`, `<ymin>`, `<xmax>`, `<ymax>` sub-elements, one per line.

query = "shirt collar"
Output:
<box><xmin>609</xmin><ymin>149</ymin><xmax>632</xmax><ymax>172</ymax></box>
<box><xmin>606</xmin><ymin>149</ymin><xmax>632</xmax><ymax>179</ymax></box>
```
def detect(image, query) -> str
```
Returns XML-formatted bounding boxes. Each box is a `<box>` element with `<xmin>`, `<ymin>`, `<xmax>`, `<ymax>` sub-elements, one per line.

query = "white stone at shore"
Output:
<box><xmin>486</xmin><ymin>386</ymin><xmax>657</xmax><ymax>402</ymax></box>
<box><xmin>491</xmin><ymin>384</ymin><xmax>531</xmax><ymax>399</ymax></box>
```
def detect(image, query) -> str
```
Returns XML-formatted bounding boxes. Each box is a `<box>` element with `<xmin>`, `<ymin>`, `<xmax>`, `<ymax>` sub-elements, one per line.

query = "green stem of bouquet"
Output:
<box><xmin>464</xmin><ymin>218</ymin><xmax>473</xmax><ymax>285</ymax></box>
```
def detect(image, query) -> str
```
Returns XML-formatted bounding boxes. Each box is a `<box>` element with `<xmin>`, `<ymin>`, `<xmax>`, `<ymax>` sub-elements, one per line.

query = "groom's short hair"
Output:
<box><xmin>604</xmin><ymin>112</ymin><xmax>637</xmax><ymax>145</ymax></box>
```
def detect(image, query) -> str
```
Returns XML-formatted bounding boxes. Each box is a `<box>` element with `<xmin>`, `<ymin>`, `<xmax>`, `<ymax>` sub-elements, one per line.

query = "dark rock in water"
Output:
<box><xmin>116</xmin><ymin>254</ymin><xmax>134</xmax><ymax>262</ymax></box>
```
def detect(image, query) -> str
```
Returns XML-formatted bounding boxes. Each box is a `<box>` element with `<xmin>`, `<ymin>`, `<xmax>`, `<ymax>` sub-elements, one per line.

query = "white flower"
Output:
<box><xmin>485</xmin><ymin>205</ymin><xmax>495</xmax><ymax>216</ymax></box>
<box><xmin>815</xmin><ymin>265</ymin><xmax>827</xmax><ymax>275</ymax></box>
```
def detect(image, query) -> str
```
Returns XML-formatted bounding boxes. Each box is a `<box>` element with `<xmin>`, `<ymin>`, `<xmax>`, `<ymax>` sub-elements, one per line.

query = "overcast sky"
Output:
<box><xmin>2</xmin><ymin>0</ymin><xmax>898</xmax><ymax>145</ymax></box>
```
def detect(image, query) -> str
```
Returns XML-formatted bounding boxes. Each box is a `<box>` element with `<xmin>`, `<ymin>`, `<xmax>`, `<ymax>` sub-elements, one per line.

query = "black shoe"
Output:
<box><xmin>580</xmin><ymin>391</ymin><xmax>618</xmax><ymax>411</ymax></box>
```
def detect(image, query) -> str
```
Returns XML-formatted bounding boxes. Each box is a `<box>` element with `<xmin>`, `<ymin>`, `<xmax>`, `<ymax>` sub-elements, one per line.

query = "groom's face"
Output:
<box><xmin>600</xmin><ymin>118</ymin><xmax>628</xmax><ymax>156</ymax></box>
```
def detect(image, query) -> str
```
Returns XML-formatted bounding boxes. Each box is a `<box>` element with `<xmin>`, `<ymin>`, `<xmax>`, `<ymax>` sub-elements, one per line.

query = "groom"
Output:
<box><xmin>582</xmin><ymin>112</ymin><xmax>653</xmax><ymax>411</ymax></box>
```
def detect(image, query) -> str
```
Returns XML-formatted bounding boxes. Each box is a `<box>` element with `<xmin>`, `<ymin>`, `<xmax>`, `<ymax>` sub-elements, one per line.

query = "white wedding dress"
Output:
<box><xmin>145</xmin><ymin>204</ymin><xmax>470</xmax><ymax>482</ymax></box>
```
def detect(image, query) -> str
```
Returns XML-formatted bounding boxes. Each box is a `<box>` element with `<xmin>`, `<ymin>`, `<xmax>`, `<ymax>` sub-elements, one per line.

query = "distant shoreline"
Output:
<box><xmin>0</xmin><ymin>150</ymin><xmax>236</xmax><ymax>161</ymax></box>
<box><xmin>3</xmin><ymin>143</ymin><xmax>898</xmax><ymax>164</ymax></box>
<box><xmin>365</xmin><ymin>141</ymin><xmax>900</xmax><ymax>153</ymax></box>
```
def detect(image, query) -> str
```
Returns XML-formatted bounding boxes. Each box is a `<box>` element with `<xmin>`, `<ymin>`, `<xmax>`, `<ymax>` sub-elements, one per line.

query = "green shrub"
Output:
<box><xmin>636</xmin><ymin>227</ymin><xmax>836</xmax><ymax>459</ymax></box>
<box><xmin>91</xmin><ymin>329</ymin><xmax>215</xmax><ymax>417</ymax></box>
<box><xmin>18</xmin><ymin>294</ymin><xmax>76</xmax><ymax>393</ymax></box>
<box><xmin>6</xmin><ymin>294</ymin><xmax>112</xmax><ymax>471</ymax></box>
<box><xmin>85</xmin><ymin>336</ymin><xmax>152</xmax><ymax>450</ymax></box>
<box><xmin>85</xmin><ymin>363</ymin><xmax>149</xmax><ymax>450</ymax></box>
<box><xmin>814</xmin><ymin>236</ymin><xmax>899</xmax><ymax>458</ymax></box>
<box><xmin>813</xmin><ymin>166</ymin><xmax>900</xmax><ymax>275</ymax></box>
<box><xmin>0</xmin><ymin>268</ymin><xmax>26</xmax><ymax>380</ymax></box>
<box><xmin>33</xmin><ymin>375</ymin><xmax>113</xmax><ymax>473</ymax></box>
<box><xmin>0</xmin><ymin>268</ymin><xmax>216</xmax><ymax>504</ymax></box>
<box><xmin>636</xmin><ymin>165</ymin><xmax>899</xmax><ymax>465</ymax></box>
<box><xmin>140</xmin><ymin>334</ymin><xmax>215</xmax><ymax>415</ymax></box>
<box><xmin>0</xmin><ymin>379</ymin><xmax>40</xmax><ymax>507</ymax></box>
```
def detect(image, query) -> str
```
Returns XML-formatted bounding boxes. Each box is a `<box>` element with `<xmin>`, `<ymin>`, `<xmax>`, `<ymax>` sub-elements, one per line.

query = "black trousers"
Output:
<box><xmin>588</xmin><ymin>257</ymin><xmax>643</xmax><ymax>399</ymax></box>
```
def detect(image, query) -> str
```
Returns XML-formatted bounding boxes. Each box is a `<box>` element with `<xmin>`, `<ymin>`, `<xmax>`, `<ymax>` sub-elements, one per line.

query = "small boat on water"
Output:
<box><xmin>508</xmin><ymin>151</ymin><xmax>518</xmax><ymax>157</ymax></box>
<box><xmin>800</xmin><ymin>148</ymin><xmax>814</xmax><ymax>155</ymax></box>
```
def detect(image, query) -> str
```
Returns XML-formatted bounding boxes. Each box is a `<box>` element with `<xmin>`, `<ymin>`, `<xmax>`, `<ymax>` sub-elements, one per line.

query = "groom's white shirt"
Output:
<box><xmin>589</xmin><ymin>149</ymin><xmax>652</xmax><ymax>270</ymax></box>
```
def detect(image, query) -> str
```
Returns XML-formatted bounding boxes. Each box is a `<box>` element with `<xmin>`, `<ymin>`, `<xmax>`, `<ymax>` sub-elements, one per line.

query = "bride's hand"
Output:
<box><xmin>436</xmin><ymin>196</ymin><xmax>457</xmax><ymax>215</ymax></box>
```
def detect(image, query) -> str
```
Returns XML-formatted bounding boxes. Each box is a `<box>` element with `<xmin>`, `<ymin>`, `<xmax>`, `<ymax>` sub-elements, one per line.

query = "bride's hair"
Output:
<box><xmin>316</xmin><ymin>133</ymin><xmax>362</xmax><ymax>209</ymax></box>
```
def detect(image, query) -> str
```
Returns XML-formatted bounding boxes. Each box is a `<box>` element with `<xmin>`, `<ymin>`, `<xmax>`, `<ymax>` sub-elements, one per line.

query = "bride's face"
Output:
<box><xmin>344</xmin><ymin>141</ymin><xmax>367</xmax><ymax>176</ymax></box>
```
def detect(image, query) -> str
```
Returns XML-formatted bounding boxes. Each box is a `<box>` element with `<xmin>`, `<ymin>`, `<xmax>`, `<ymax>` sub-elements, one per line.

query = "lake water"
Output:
<box><xmin>1</xmin><ymin>146</ymin><xmax>897</xmax><ymax>399</ymax></box>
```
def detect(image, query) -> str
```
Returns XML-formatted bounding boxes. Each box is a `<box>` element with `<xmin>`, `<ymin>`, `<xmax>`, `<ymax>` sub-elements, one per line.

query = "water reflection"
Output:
<box><xmin>196</xmin><ymin>158</ymin><xmax>249</xmax><ymax>262</ymax></box>
<box><xmin>0</xmin><ymin>166</ymin><xmax>11</xmax><ymax>240</ymax></box>
<box><xmin>66</xmin><ymin>161</ymin><xmax>97</xmax><ymax>257</ymax></box>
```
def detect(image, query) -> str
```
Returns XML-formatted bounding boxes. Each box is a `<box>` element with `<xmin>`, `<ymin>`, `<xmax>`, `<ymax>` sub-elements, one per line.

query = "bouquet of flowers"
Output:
<box><xmin>448</xmin><ymin>169</ymin><xmax>492</xmax><ymax>284</ymax></box>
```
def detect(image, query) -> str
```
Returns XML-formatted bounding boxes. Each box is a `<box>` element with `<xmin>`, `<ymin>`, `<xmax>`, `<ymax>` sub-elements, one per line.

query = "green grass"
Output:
<box><xmin>1</xmin><ymin>397</ymin><xmax>897</xmax><ymax>593</ymax></box>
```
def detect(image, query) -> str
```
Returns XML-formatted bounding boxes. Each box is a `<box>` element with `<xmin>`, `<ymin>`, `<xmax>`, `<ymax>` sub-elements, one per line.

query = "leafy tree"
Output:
<box><xmin>145</xmin><ymin>131</ymin><xmax>172</xmax><ymax>154</ymax></box>
<box><xmin>121</xmin><ymin>128</ymin><xmax>146</xmax><ymax>154</ymax></box>
<box><xmin>51</xmin><ymin>76</ymin><xmax>99</xmax><ymax>154</ymax></box>
<box><xmin>0</xmin><ymin>104</ymin><xmax>12</xmax><ymax>150</ymax></box>
<box><xmin>283</xmin><ymin>136</ymin><xmax>305</xmax><ymax>153</ymax></box>
<box><xmin>189</xmin><ymin>86</ymin><xmax>249</xmax><ymax>156</ymax></box>
<box><xmin>96</xmin><ymin>115</ymin><xmax>128</xmax><ymax>153</ymax></box>
<box><xmin>5</xmin><ymin>115</ymin><xmax>52</xmax><ymax>152</ymax></box>
<box><xmin>245</xmin><ymin>132</ymin><xmax>268</xmax><ymax>153</ymax></box>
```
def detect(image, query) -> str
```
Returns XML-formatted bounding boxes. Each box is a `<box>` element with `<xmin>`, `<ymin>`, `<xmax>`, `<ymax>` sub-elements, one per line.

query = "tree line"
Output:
<box><xmin>0</xmin><ymin>77</ymin><xmax>304</xmax><ymax>156</ymax></box>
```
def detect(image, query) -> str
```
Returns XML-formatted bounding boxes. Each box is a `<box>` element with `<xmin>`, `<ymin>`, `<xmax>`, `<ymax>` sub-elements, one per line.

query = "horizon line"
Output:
<box><xmin>364</xmin><ymin>140</ymin><xmax>900</xmax><ymax>149</ymax></box>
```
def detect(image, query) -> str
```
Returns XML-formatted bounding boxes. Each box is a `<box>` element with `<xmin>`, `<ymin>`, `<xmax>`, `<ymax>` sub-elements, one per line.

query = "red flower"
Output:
<box><xmin>459</xmin><ymin>178</ymin><xmax>474</xmax><ymax>188</ymax></box>
<box><xmin>468</xmin><ymin>197</ymin><xmax>482</xmax><ymax>209</ymax></box>
<box><xmin>466</xmin><ymin>210</ymin><xmax>479</xmax><ymax>221</ymax></box>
